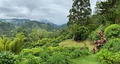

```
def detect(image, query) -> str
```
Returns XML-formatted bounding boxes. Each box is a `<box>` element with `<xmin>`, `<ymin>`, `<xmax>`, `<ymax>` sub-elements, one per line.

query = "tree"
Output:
<box><xmin>29</xmin><ymin>28</ymin><xmax>48</xmax><ymax>41</ymax></box>
<box><xmin>95</xmin><ymin>0</ymin><xmax>117</xmax><ymax>15</ymax></box>
<box><xmin>69</xmin><ymin>24</ymin><xmax>78</xmax><ymax>40</ymax></box>
<box><xmin>67</xmin><ymin>0</ymin><xmax>91</xmax><ymax>26</ymax></box>
<box><xmin>67</xmin><ymin>0</ymin><xmax>91</xmax><ymax>41</ymax></box>
<box><xmin>0</xmin><ymin>36</ymin><xmax>11</xmax><ymax>51</ymax></box>
<box><xmin>9</xmin><ymin>33</ymin><xmax>27</xmax><ymax>54</ymax></box>
<box><xmin>74</xmin><ymin>26</ymin><xmax>90</xmax><ymax>41</ymax></box>
<box><xmin>95</xmin><ymin>0</ymin><xmax>118</xmax><ymax>24</ymax></box>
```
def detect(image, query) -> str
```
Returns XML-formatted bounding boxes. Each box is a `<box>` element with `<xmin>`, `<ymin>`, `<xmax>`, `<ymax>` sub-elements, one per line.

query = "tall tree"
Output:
<box><xmin>95</xmin><ymin>0</ymin><xmax>117</xmax><ymax>15</ymax></box>
<box><xmin>95</xmin><ymin>0</ymin><xmax>118</xmax><ymax>24</ymax></box>
<box><xmin>67</xmin><ymin>0</ymin><xmax>91</xmax><ymax>41</ymax></box>
<box><xmin>67</xmin><ymin>0</ymin><xmax>91</xmax><ymax>26</ymax></box>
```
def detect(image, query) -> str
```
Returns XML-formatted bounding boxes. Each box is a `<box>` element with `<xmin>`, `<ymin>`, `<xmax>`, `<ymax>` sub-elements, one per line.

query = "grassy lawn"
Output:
<box><xmin>59</xmin><ymin>39</ymin><xmax>95</xmax><ymax>50</ymax></box>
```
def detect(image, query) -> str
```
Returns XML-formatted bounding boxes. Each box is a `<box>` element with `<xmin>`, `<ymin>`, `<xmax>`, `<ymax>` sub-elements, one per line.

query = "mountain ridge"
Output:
<box><xmin>0</xmin><ymin>18</ymin><xmax>67</xmax><ymax>31</ymax></box>
<box><xmin>0</xmin><ymin>18</ymin><xmax>65</xmax><ymax>26</ymax></box>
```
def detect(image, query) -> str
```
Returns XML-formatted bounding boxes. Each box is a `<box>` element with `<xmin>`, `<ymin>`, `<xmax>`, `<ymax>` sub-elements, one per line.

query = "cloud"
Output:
<box><xmin>0</xmin><ymin>0</ymin><xmax>97</xmax><ymax>25</ymax></box>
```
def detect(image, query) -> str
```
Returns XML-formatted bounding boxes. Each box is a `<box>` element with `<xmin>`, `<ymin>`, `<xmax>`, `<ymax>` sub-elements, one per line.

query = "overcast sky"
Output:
<box><xmin>0</xmin><ymin>0</ymin><xmax>105</xmax><ymax>25</ymax></box>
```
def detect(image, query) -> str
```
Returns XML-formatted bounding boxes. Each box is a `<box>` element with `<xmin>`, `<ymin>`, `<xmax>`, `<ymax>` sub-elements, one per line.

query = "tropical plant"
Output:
<box><xmin>0</xmin><ymin>51</ymin><xmax>16</xmax><ymax>64</ymax></box>
<box><xmin>104</xmin><ymin>24</ymin><xmax>120</xmax><ymax>39</ymax></box>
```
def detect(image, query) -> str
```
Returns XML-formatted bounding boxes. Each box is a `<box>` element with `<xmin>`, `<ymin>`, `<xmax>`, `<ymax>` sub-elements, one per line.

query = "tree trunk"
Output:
<box><xmin>72</xmin><ymin>34</ymin><xmax>75</xmax><ymax>40</ymax></box>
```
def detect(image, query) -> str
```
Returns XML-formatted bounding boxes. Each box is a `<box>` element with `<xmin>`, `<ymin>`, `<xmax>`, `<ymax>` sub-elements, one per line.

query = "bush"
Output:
<box><xmin>16</xmin><ymin>54</ymin><xmax>43</xmax><ymax>64</ymax></box>
<box><xmin>46</xmin><ymin>52</ymin><xmax>70</xmax><ymax>64</ymax></box>
<box><xmin>87</xmin><ymin>24</ymin><xmax>97</xmax><ymax>32</ymax></box>
<box><xmin>104</xmin><ymin>24</ymin><xmax>120</xmax><ymax>39</ymax></box>
<box><xmin>69</xmin><ymin>47</ymin><xmax>89</xmax><ymax>59</ymax></box>
<box><xmin>0</xmin><ymin>42</ymin><xmax>4</xmax><ymax>51</ymax></box>
<box><xmin>102</xmin><ymin>38</ymin><xmax>120</xmax><ymax>52</ymax></box>
<box><xmin>69</xmin><ymin>48</ymin><xmax>81</xmax><ymax>59</ymax></box>
<box><xmin>97</xmin><ymin>49</ymin><xmax>120</xmax><ymax>64</ymax></box>
<box><xmin>20</xmin><ymin>47</ymin><xmax>45</xmax><ymax>56</ymax></box>
<box><xmin>39</xmin><ymin>51</ymin><xmax>49</xmax><ymax>62</ymax></box>
<box><xmin>0</xmin><ymin>51</ymin><xmax>16</xmax><ymax>64</ymax></box>
<box><xmin>74</xmin><ymin>26</ymin><xmax>90</xmax><ymax>41</ymax></box>
<box><xmin>80</xmin><ymin>46</ymin><xmax>89</xmax><ymax>55</ymax></box>
<box><xmin>16</xmin><ymin>48</ymin><xmax>44</xmax><ymax>64</ymax></box>
<box><xmin>89</xmin><ymin>25</ymin><xmax>106</xmax><ymax>41</ymax></box>
<box><xmin>16</xmin><ymin>46</ymin><xmax>90</xmax><ymax>64</ymax></box>
<box><xmin>97</xmin><ymin>49</ymin><xmax>113</xmax><ymax>64</ymax></box>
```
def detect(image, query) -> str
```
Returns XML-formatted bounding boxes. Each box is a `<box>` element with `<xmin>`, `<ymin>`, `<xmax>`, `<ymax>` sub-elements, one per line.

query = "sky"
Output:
<box><xmin>0</xmin><ymin>0</ymin><xmax>105</xmax><ymax>25</ymax></box>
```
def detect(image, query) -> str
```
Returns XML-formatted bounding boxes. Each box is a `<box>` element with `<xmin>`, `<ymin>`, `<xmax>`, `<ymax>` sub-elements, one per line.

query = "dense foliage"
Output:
<box><xmin>15</xmin><ymin>46</ymin><xmax>89</xmax><ymax>64</ymax></box>
<box><xmin>97</xmin><ymin>49</ymin><xmax>120</xmax><ymax>64</ymax></box>
<box><xmin>0</xmin><ymin>51</ymin><xmax>16</xmax><ymax>64</ymax></box>
<box><xmin>102</xmin><ymin>38</ymin><xmax>120</xmax><ymax>52</ymax></box>
<box><xmin>0</xmin><ymin>0</ymin><xmax>120</xmax><ymax>64</ymax></box>
<box><xmin>89</xmin><ymin>25</ymin><xmax>106</xmax><ymax>41</ymax></box>
<box><xmin>74</xmin><ymin>26</ymin><xmax>90</xmax><ymax>41</ymax></box>
<box><xmin>104</xmin><ymin>24</ymin><xmax>120</xmax><ymax>39</ymax></box>
<box><xmin>67</xmin><ymin>0</ymin><xmax>91</xmax><ymax>26</ymax></box>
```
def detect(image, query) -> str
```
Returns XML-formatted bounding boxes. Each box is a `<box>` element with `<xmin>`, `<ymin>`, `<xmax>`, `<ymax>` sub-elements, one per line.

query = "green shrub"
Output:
<box><xmin>69</xmin><ymin>47</ymin><xmax>89</xmax><ymax>59</ymax></box>
<box><xmin>97</xmin><ymin>49</ymin><xmax>113</xmax><ymax>64</ymax></box>
<box><xmin>102</xmin><ymin>38</ymin><xmax>120</xmax><ymax>52</ymax></box>
<box><xmin>0</xmin><ymin>42</ymin><xmax>4</xmax><ymax>51</ymax></box>
<box><xmin>112</xmin><ymin>52</ymin><xmax>120</xmax><ymax>64</ymax></box>
<box><xmin>87</xmin><ymin>24</ymin><xmax>97</xmax><ymax>32</ymax></box>
<box><xmin>20</xmin><ymin>47</ymin><xmax>45</xmax><ymax>56</ymax></box>
<box><xmin>104</xmin><ymin>24</ymin><xmax>120</xmax><ymax>39</ymax></box>
<box><xmin>80</xmin><ymin>46</ymin><xmax>89</xmax><ymax>55</ymax></box>
<box><xmin>36</xmin><ymin>38</ymin><xmax>50</xmax><ymax>46</ymax></box>
<box><xmin>89</xmin><ymin>25</ymin><xmax>106</xmax><ymax>41</ymax></box>
<box><xmin>69</xmin><ymin>48</ymin><xmax>81</xmax><ymax>59</ymax></box>
<box><xmin>9</xmin><ymin>33</ymin><xmax>27</xmax><ymax>54</ymax></box>
<box><xmin>46</xmin><ymin>52</ymin><xmax>70</xmax><ymax>64</ymax></box>
<box><xmin>74</xmin><ymin>26</ymin><xmax>90</xmax><ymax>41</ymax></box>
<box><xmin>16</xmin><ymin>54</ymin><xmax>43</xmax><ymax>64</ymax></box>
<box><xmin>16</xmin><ymin>48</ymin><xmax>44</xmax><ymax>64</ymax></box>
<box><xmin>97</xmin><ymin>49</ymin><xmax>120</xmax><ymax>64</ymax></box>
<box><xmin>20</xmin><ymin>49</ymin><xmax>32</xmax><ymax>56</ymax></box>
<box><xmin>16</xmin><ymin>46</ymin><xmax>90</xmax><ymax>64</ymax></box>
<box><xmin>26</xmin><ymin>54</ymin><xmax>43</xmax><ymax>64</ymax></box>
<box><xmin>32</xmin><ymin>48</ymin><xmax>44</xmax><ymax>56</ymax></box>
<box><xmin>0</xmin><ymin>51</ymin><xmax>16</xmax><ymax>64</ymax></box>
<box><xmin>39</xmin><ymin>51</ymin><xmax>49</xmax><ymax>62</ymax></box>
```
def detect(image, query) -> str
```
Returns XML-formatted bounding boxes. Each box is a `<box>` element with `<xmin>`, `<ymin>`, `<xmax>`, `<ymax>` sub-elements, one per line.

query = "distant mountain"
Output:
<box><xmin>39</xmin><ymin>19</ymin><xmax>54</xmax><ymax>24</ymax></box>
<box><xmin>0</xmin><ymin>21</ymin><xmax>15</xmax><ymax>37</ymax></box>
<box><xmin>0</xmin><ymin>18</ymin><xmax>30</xmax><ymax>26</ymax></box>
<box><xmin>0</xmin><ymin>18</ymin><xmax>30</xmax><ymax>22</ymax></box>
<box><xmin>0</xmin><ymin>18</ymin><xmax>67</xmax><ymax>37</ymax></box>
<box><xmin>0</xmin><ymin>18</ymin><xmax>67</xmax><ymax>31</ymax></box>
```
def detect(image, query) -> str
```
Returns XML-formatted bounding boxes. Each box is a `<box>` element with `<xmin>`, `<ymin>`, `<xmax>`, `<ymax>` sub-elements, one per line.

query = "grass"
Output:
<box><xmin>59</xmin><ymin>39</ymin><xmax>102</xmax><ymax>64</ymax></box>
<box><xmin>72</xmin><ymin>54</ymin><xmax>102</xmax><ymax>64</ymax></box>
<box><xmin>59</xmin><ymin>39</ymin><xmax>95</xmax><ymax>50</ymax></box>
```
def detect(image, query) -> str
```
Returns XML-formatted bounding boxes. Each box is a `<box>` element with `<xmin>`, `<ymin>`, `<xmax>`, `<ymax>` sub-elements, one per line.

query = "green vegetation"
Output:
<box><xmin>104</xmin><ymin>24</ymin><xmax>120</xmax><ymax>39</ymax></box>
<box><xmin>97</xmin><ymin>49</ymin><xmax>120</xmax><ymax>64</ymax></box>
<box><xmin>89</xmin><ymin>25</ymin><xmax>106</xmax><ymax>41</ymax></box>
<box><xmin>73</xmin><ymin>54</ymin><xmax>102</xmax><ymax>64</ymax></box>
<box><xmin>0</xmin><ymin>51</ymin><xmax>16</xmax><ymax>64</ymax></box>
<box><xmin>15</xmin><ymin>46</ymin><xmax>89</xmax><ymax>64</ymax></box>
<box><xmin>0</xmin><ymin>0</ymin><xmax>120</xmax><ymax>64</ymax></box>
<box><xmin>59</xmin><ymin>39</ymin><xmax>94</xmax><ymax>50</ymax></box>
<box><xmin>102</xmin><ymin>38</ymin><xmax>120</xmax><ymax>52</ymax></box>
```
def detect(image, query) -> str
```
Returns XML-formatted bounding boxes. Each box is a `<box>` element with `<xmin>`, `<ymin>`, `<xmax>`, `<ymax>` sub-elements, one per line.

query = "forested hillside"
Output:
<box><xmin>0</xmin><ymin>19</ymin><xmax>67</xmax><ymax>37</ymax></box>
<box><xmin>0</xmin><ymin>0</ymin><xmax>120</xmax><ymax>64</ymax></box>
